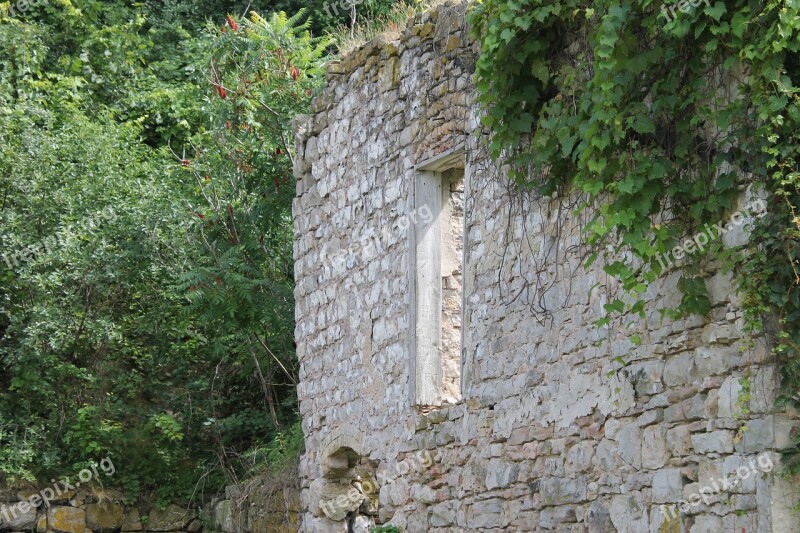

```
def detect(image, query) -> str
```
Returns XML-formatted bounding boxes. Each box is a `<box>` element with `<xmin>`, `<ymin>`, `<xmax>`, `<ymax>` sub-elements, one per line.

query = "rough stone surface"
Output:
<box><xmin>0</xmin><ymin>502</ymin><xmax>37</xmax><ymax>531</ymax></box>
<box><xmin>691</xmin><ymin>431</ymin><xmax>734</xmax><ymax>454</ymax></box>
<box><xmin>741</xmin><ymin>417</ymin><xmax>775</xmax><ymax>454</ymax></box>
<box><xmin>291</xmin><ymin>0</ymin><xmax>799</xmax><ymax>531</ymax></box>
<box><xmin>0</xmin><ymin>492</ymin><xmax>229</xmax><ymax>533</ymax></box>
<box><xmin>85</xmin><ymin>501</ymin><xmax>124</xmax><ymax>533</ymax></box>
<box><xmin>653</xmin><ymin>469</ymin><xmax>683</xmax><ymax>503</ymax></box>
<box><xmin>148</xmin><ymin>504</ymin><xmax>194</xmax><ymax>532</ymax></box>
<box><xmin>121</xmin><ymin>508</ymin><xmax>143</xmax><ymax>532</ymax></box>
<box><xmin>48</xmin><ymin>507</ymin><xmax>86</xmax><ymax>533</ymax></box>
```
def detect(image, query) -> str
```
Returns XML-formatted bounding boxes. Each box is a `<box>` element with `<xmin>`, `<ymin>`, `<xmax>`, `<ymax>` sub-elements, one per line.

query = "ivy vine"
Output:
<box><xmin>468</xmin><ymin>0</ymin><xmax>800</xmax><ymax>471</ymax></box>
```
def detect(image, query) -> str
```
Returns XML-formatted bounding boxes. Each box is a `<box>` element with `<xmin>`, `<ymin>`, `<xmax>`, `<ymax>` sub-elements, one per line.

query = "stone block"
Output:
<box><xmin>539</xmin><ymin>505</ymin><xmax>576</xmax><ymax>528</ymax></box>
<box><xmin>740</xmin><ymin>417</ymin><xmax>774</xmax><ymax>454</ymax></box>
<box><xmin>484</xmin><ymin>459</ymin><xmax>518</xmax><ymax>490</ymax></box>
<box><xmin>609</xmin><ymin>493</ymin><xmax>649</xmax><ymax>532</ymax></box>
<box><xmin>410</xmin><ymin>483</ymin><xmax>437</xmax><ymax>504</ymax></box>
<box><xmin>721</xmin><ymin>455</ymin><xmax>757</xmax><ymax>494</ymax></box>
<box><xmin>663</xmin><ymin>353</ymin><xmax>697</xmax><ymax>386</ymax></box>
<box><xmin>429</xmin><ymin>501</ymin><xmax>454</xmax><ymax>527</ymax></box>
<box><xmin>85</xmin><ymin>501</ymin><xmax>124</xmax><ymax>533</ymax></box>
<box><xmin>630</xmin><ymin>361</ymin><xmax>664</xmax><ymax>396</ymax></box>
<box><xmin>664</xmin><ymin>401</ymin><xmax>688</xmax><ymax>423</ymax></box>
<box><xmin>617</xmin><ymin>424</ymin><xmax>642</xmax><ymax>469</ymax></box>
<box><xmin>469</xmin><ymin>496</ymin><xmax>509</xmax><ymax>528</ymax></box>
<box><xmin>213</xmin><ymin>500</ymin><xmax>238</xmax><ymax>533</ymax></box>
<box><xmin>302</xmin><ymin>515</ymin><xmax>349</xmax><ymax>533</ymax></box>
<box><xmin>721</xmin><ymin>511</ymin><xmax>756</xmax><ymax>532</ymax></box>
<box><xmin>472</xmin><ymin>497</ymin><xmax>503</xmax><ymax>515</ymax></box>
<box><xmin>666</xmin><ymin>425</ymin><xmax>692</xmax><ymax>457</ymax></box>
<box><xmin>653</xmin><ymin>468</ymin><xmax>683</xmax><ymax>503</ymax></box>
<box><xmin>565</xmin><ymin>441</ymin><xmax>595</xmax><ymax>475</ymax></box>
<box><xmin>0</xmin><ymin>502</ymin><xmax>37</xmax><ymax>531</ymax></box>
<box><xmin>47</xmin><ymin>506</ymin><xmax>86</xmax><ymax>533</ymax></box>
<box><xmin>121</xmin><ymin>508</ymin><xmax>143</xmax><ymax>531</ymax></box>
<box><xmin>695</xmin><ymin>345</ymin><xmax>739</xmax><ymax>377</ymax></box>
<box><xmin>148</xmin><ymin>503</ymin><xmax>196</xmax><ymax>532</ymax></box>
<box><xmin>585</xmin><ymin>499</ymin><xmax>612</xmax><ymax>533</ymax></box>
<box><xmin>690</xmin><ymin>514</ymin><xmax>721</xmax><ymax>532</ymax></box>
<box><xmin>717</xmin><ymin>376</ymin><xmax>743</xmax><ymax>418</ymax></box>
<box><xmin>684</xmin><ymin>394</ymin><xmax>706</xmax><ymax>421</ymax></box>
<box><xmin>704</xmin><ymin>388</ymin><xmax>719</xmax><ymax>417</ymax></box>
<box><xmin>649</xmin><ymin>506</ymin><xmax>683</xmax><ymax>533</ymax></box>
<box><xmin>593</xmin><ymin>439</ymin><xmax>621</xmax><ymax>472</ymax></box>
<box><xmin>539</xmin><ymin>477</ymin><xmax>588</xmax><ymax>506</ymax></box>
<box><xmin>507</xmin><ymin>423</ymin><xmax>553</xmax><ymax>445</ymax></box>
<box><xmin>691</xmin><ymin>431</ymin><xmax>734</xmax><ymax>454</ymax></box>
<box><xmin>642</xmin><ymin>425</ymin><xmax>669</xmax><ymax>469</ymax></box>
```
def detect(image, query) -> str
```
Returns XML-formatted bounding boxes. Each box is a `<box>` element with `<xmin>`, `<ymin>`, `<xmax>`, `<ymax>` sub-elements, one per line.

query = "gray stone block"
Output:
<box><xmin>653</xmin><ymin>468</ymin><xmax>684</xmax><ymax>503</ymax></box>
<box><xmin>691</xmin><ymin>431</ymin><xmax>734</xmax><ymax>454</ymax></box>
<box><xmin>741</xmin><ymin>417</ymin><xmax>774</xmax><ymax>454</ymax></box>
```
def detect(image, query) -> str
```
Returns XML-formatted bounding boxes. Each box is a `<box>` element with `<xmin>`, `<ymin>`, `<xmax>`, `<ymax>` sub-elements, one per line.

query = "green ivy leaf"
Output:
<box><xmin>705</xmin><ymin>2</ymin><xmax>726</xmax><ymax>21</ymax></box>
<box><xmin>631</xmin><ymin>115</ymin><xmax>655</xmax><ymax>135</ymax></box>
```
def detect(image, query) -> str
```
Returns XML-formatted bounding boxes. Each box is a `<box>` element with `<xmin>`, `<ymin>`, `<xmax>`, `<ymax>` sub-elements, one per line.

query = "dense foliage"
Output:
<box><xmin>0</xmin><ymin>0</ymin><xmax>340</xmax><ymax>504</ymax></box>
<box><xmin>469</xmin><ymin>0</ymin><xmax>800</xmax><ymax>468</ymax></box>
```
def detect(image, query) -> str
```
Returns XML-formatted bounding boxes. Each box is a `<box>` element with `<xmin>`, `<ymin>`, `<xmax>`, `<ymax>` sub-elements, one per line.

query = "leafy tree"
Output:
<box><xmin>173</xmin><ymin>8</ymin><xmax>330</xmax><ymax>484</ymax></box>
<box><xmin>0</xmin><ymin>0</ymin><xmax>330</xmax><ymax>504</ymax></box>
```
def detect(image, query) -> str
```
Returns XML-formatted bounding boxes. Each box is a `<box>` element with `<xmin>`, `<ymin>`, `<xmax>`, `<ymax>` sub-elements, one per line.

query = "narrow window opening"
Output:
<box><xmin>440</xmin><ymin>168</ymin><xmax>464</xmax><ymax>404</ymax></box>
<box><xmin>413</xmin><ymin>149</ymin><xmax>464</xmax><ymax>409</ymax></box>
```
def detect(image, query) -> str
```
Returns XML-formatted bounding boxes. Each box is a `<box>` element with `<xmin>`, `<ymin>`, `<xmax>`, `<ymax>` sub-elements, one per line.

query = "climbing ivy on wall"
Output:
<box><xmin>468</xmin><ymin>0</ymin><xmax>800</xmax><ymax>469</ymax></box>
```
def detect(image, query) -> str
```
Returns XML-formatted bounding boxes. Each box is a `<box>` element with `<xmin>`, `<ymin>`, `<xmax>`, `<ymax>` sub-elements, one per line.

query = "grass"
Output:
<box><xmin>329</xmin><ymin>0</ymin><xmax>452</xmax><ymax>57</ymax></box>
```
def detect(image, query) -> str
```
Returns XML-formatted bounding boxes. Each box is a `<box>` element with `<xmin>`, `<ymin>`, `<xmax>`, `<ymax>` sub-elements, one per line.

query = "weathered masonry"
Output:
<box><xmin>291</xmin><ymin>1</ymin><xmax>799</xmax><ymax>531</ymax></box>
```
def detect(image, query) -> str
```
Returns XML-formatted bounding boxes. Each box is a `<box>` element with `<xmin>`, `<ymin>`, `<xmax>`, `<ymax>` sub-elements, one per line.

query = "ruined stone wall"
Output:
<box><xmin>0</xmin><ymin>483</ymin><xmax>298</xmax><ymax>532</ymax></box>
<box><xmin>0</xmin><ymin>490</ymin><xmax>199</xmax><ymax>532</ymax></box>
<box><xmin>292</xmin><ymin>1</ymin><xmax>798</xmax><ymax>531</ymax></box>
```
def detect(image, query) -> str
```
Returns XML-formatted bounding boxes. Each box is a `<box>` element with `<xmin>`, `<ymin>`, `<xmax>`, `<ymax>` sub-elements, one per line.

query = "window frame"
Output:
<box><xmin>409</xmin><ymin>144</ymin><xmax>466</xmax><ymax>408</ymax></box>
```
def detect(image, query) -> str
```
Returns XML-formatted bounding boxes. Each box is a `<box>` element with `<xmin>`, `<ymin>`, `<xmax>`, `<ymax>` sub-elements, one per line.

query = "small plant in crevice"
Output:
<box><xmin>371</xmin><ymin>525</ymin><xmax>401</xmax><ymax>533</ymax></box>
<box><xmin>734</xmin><ymin>372</ymin><xmax>752</xmax><ymax>442</ymax></box>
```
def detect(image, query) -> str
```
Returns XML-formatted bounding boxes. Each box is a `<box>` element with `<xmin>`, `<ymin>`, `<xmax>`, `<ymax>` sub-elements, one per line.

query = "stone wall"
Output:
<box><xmin>0</xmin><ymin>490</ymin><xmax>199</xmax><ymax>532</ymax></box>
<box><xmin>292</xmin><ymin>1</ymin><xmax>799</xmax><ymax>531</ymax></box>
<box><xmin>208</xmin><ymin>481</ymin><xmax>300</xmax><ymax>533</ymax></box>
<box><xmin>0</xmin><ymin>483</ymin><xmax>299</xmax><ymax>532</ymax></box>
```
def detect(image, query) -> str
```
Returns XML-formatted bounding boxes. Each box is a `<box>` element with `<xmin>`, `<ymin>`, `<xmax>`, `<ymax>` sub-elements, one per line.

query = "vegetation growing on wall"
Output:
<box><xmin>468</xmin><ymin>0</ymin><xmax>800</xmax><ymax>468</ymax></box>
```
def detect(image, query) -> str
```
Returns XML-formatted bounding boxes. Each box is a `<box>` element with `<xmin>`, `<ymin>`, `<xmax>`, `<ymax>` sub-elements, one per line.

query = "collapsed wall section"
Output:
<box><xmin>292</xmin><ymin>1</ymin><xmax>798</xmax><ymax>531</ymax></box>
